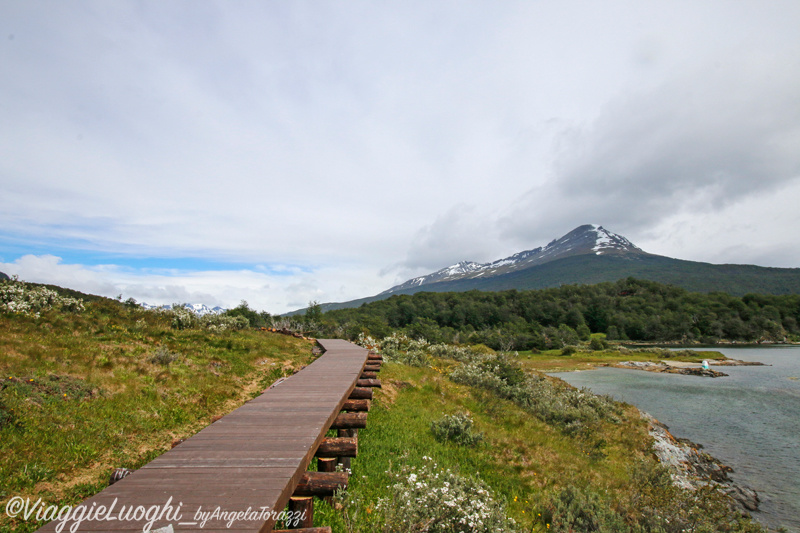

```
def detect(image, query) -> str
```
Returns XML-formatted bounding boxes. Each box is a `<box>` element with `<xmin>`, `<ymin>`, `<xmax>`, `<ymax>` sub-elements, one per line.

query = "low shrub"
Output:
<box><xmin>148</xmin><ymin>346</ymin><xmax>181</xmax><ymax>366</ymax></box>
<box><xmin>430</xmin><ymin>413</ymin><xmax>483</xmax><ymax>447</ymax></box>
<box><xmin>0</xmin><ymin>278</ymin><xmax>84</xmax><ymax>317</ymax></box>
<box><xmin>450</xmin><ymin>357</ymin><xmax>622</xmax><ymax>435</ymax></box>
<box><xmin>376</xmin><ymin>456</ymin><xmax>516</xmax><ymax>532</ymax></box>
<box><xmin>545</xmin><ymin>485</ymin><xmax>626</xmax><ymax>532</ymax></box>
<box><xmin>589</xmin><ymin>337</ymin><xmax>609</xmax><ymax>351</ymax></box>
<box><xmin>169</xmin><ymin>306</ymin><xmax>249</xmax><ymax>332</ymax></box>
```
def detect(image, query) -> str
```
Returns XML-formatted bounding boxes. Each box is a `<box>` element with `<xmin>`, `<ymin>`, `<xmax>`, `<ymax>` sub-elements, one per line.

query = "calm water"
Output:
<box><xmin>552</xmin><ymin>346</ymin><xmax>800</xmax><ymax>532</ymax></box>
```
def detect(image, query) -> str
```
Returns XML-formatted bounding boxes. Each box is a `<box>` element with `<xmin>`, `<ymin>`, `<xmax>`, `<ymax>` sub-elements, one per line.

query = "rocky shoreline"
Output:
<box><xmin>643</xmin><ymin>411</ymin><xmax>760</xmax><ymax>514</ymax></box>
<box><xmin>615</xmin><ymin>360</ymin><xmax>728</xmax><ymax>377</ymax></box>
<box><xmin>611</xmin><ymin>358</ymin><xmax>765</xmax><ymax>377</ymax></box>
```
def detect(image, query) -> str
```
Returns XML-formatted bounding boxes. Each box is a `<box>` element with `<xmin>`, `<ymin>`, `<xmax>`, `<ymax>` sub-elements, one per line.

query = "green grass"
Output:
<box><xmin>0</xmin><ymin>295</ymin><xmax>766</xmax><ymax>532</ymax></box>
<box><xmin>312</xmin><ymin>362</ymin><xmax>651</xmax><ymax>531</ymax></box>
<box><xmin>0</xmin><ymin>300</ymin><xmax>314</xmax><ymax>532</ymax></box>
<box><xmin>309</xmin><ymin>344</ymin><xmax>766</xmax><ymax>532</ymax></box>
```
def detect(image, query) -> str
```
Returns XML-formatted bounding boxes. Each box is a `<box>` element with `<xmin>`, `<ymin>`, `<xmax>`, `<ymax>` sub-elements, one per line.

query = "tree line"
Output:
<box><xmin>314</xmin><ymin>278</ymin><xmax>800</xmax><ymax>350</ymax></box>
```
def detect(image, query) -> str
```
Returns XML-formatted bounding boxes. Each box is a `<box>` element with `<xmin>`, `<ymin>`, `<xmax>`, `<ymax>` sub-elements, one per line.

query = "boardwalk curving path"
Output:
<box><xmin>36</xmin><ymin>339</ymin><xmax>369</xmax><ymax>533</ymax></box>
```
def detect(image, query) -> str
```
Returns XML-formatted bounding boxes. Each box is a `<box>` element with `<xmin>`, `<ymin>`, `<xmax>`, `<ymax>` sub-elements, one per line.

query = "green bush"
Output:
<box><xmin>449</xmin><ymin>359</ymin><xmax>622</xmax><ymax>435</ymax></box>
<box><xmin>546</xmin><ymin>485</ymin><xmax>626</xmax><ymax>532</ymax></box>
<box><xmin>430</xmin><ymin>413</ymin><xmax>483</xmax><ymax>447</ymax></box>
<box><xmin>589</xmin><ymin>337</ymin><xmax>608</xmax><ymax>351</ymax></box>
<box><xmin>148</xmin><ymin>346</ymin><xmax>181</xmax><ymax>366</ymax></box>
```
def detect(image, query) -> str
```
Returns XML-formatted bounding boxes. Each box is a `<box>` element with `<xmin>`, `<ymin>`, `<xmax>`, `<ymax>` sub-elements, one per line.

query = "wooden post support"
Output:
<box><xmin>287</xmin><ymin>496</ymin><xmax>314</xmax><ymax>528</ymax></box>
<box><xmin>349</xmin><ymin>387</ymin><xmax>373</xmax><ymax>400</ymax></box>
<box><xmin>356</xmin><ymin>378</ymin><xmax>381</xmax><ymax>388</ymax></box>
<box><xmin>317</xmin><ymin>457</ymin><xmax>337</xmax><ymax>472</ymax></box>
<box><xmin>367</xmin><ymin>353</ymin><xmax>383</xmax><ymax>361</ymax></box>
<box><xmin>336</xmin><ymin>429</ymin><xmax>355</xmax><ymax>471</ymax></box>
<box><xmin>316</xmin><ymin>437</ymin><xmax>357</xmax><ymax>457</ymax></box>
<box><xmin>364</xmin><ymin>363</ymin><xmax>381</xmax><ymax>372</ymax></box>
<box><xmin>331</xmin><ymin>412</ymin><xmax>367</xmax><ymax>429</ymax></box>
<box><xmin>294</xmin><ymin>472</ymin><xmax>348</xmax><ymax>497</ymax></box>
<box><xmin>342</xmin><ymin>398</ymin><xmax>370</xmax><ymax>412</ymax></box>
<box><xmin>316</xmin><ymin>457</ymin><xmax>338</xmax><ymax>505</ymax></box>
<box><xmin>360</xmin><ymin>371</ymin><xmax>378</xmax><ymax>379</ymax></box>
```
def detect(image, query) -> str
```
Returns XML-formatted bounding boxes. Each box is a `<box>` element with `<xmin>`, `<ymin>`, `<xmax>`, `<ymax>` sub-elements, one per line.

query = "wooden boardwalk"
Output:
<box><xmin>36</xmin><ymin>339</ymin><xmax>371</xmax><ymax>533</ymax></box>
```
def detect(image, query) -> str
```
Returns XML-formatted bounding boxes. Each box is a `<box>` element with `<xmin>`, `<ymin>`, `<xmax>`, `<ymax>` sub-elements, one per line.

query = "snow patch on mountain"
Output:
<box><xmin>383</xmin><ymin>224</ymin><xmax>645</xmax><ymax>295</ymax></box>
<box><xmin>590</xmin><ymin>224</ymin><xmax>641</xmax><ymax>255</ymax></box>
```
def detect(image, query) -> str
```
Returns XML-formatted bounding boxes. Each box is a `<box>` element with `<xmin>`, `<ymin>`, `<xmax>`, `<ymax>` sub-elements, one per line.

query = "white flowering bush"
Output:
<box><xmin>0</xmin><ymin>278</ymin><xmax>84</xmax><ymax>317</ymax></box>
<box><xmin>356</xmin><ymin>332</ymin><xmax>380</xmax><ymax>351</ymax></box>
<box><xmin>364</xmin><ymin>333</ymin><xmax>490</xmax><ymax>368</ymax></box>
<box><xmin>428</xmin><ymin>343</ymin><xmax>489</xmax><ymax>364</ymax></box>
<box><xmin>201</xmin><ymin>313</ymin><xmax>249</xmax><ymax>332</ymax></box>
<box><xmin>377</xmin><ymin>456</ymin><xmax>516</xmax><ymax>532</ymax></box>
<box><xmin>170</xmin><ymin>305</ymin><xmax>198</xmax><ymax>330</ymax></box>
<box><xmin>168</xmin><ymin>306</ymin><xmax>249</xmax><ymax>331</ymax></box>
<box><xmin>378</xmin><ymin>333</ymin><xmax>431</xmax><ymax>367</ymax></box>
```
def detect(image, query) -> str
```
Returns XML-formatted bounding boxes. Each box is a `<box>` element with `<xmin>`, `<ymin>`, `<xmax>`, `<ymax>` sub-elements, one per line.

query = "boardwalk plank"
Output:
<box><xmin>35</xmin><ymin>339</ymin><xmax>367</xmax><ymax>533</ymax></box>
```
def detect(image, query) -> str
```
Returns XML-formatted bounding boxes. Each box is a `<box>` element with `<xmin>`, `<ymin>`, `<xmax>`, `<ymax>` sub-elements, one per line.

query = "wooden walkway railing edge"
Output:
<box><xmin>33</xmin><ymin>338</ymin><xmax>383</xmax><ymax>533</ymax></box>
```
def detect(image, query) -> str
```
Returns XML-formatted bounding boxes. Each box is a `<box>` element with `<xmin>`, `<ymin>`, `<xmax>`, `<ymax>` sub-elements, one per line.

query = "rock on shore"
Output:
<box><xmin>615</xmin><ymin>360</ymin><xmax>728</xmax><ymax>377</ymax></box>
<box><xmin>643</xmin><ymin>412</ymin><xmax>760</xmax><ymax>513</ymax></box>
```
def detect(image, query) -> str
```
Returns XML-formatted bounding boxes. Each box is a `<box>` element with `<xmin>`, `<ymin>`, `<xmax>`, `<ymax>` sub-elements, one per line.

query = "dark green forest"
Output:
<box><xmin>316</xmin><ymin>278</ymin><xmax>800</xmax><ymax>350</ymax></box>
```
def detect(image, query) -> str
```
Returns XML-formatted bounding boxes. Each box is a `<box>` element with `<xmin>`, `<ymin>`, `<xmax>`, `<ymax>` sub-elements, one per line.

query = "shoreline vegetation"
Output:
<box><xmin>1</xmin><ymin>276</ymin><xmax>787</xmax><ymax>531</ymax></box>
<box><xmin>336</xmin><ymin>333</ymin><xmax>771</xmax><ymax>532</ymax></box>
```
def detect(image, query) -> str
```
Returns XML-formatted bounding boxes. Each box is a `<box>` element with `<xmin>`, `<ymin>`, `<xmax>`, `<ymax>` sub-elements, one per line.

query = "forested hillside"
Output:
<box><xmin>319</xmin><ymin>278</ymin><xmax>800</xmax><ymax>350</ymax></box>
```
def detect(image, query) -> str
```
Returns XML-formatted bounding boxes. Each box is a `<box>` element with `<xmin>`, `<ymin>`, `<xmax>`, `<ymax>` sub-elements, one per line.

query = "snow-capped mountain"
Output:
<box><xmin>287</xmin><ymin>222</ymin><xmax>800</xmax><ymax>315</ymax></box>
<box><xmin>382</xmin><ymin>224</ymin><xmax>644</xmax><ymax>295</ymax></box>
<box><xmin>140</xmin><ymin>302</ymin><xmax>228</xmax><ymax>316</ymax></box>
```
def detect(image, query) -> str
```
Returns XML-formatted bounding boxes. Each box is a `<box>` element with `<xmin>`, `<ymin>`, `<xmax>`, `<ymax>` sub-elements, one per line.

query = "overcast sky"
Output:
<box><xmin>2</xmin><ymin>1</ymin><xmax>799</xmax><ymax>313</ymax></box>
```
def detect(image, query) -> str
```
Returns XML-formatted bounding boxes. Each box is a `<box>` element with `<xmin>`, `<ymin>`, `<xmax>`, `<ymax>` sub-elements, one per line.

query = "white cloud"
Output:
<box><xmin>0</xmin><ymin>255</ymin><xmax>387</xmax><ymax>314</ymax></box>
<box><xmin>2</xmin><ymin>1</ymin><xmax>800</xmax><ymax>308</ymax></box>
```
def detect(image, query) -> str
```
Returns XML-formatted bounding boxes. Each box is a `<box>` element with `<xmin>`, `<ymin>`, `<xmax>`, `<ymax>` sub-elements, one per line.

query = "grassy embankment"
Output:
<box><xmin>308</xmin><ymin>337</ymin><xmax>764</xmax><ymax>532</ymax></box>
<box><xmin>0</xmin><ymin>297</ymin><xmax>314</xmax><ymax>533</ymax></box>
<box><xmin>312</xmin><ymin>362</ymin><xmax>648</xmax><ymax>531</ymax></box>
<box><xmin>1</xmin><ymin>285</ymin><xmax>763</xmax><ymax>532</ymax></box>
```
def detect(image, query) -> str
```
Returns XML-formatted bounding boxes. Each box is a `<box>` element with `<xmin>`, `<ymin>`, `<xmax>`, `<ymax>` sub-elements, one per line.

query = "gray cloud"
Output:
<box><xmin>2</xmin><ymin>1</ymin><xmax>800</xmax><ymax>309</ymax></box>
<box><xmin>393</xmin><ymin>204</ymin><xmax>506</xmax><ymax>275</ymax></box>
<box><xmin>500</xmin><ymin>52</ymin><xmax>800</xmax><ymax>250</ymax></box>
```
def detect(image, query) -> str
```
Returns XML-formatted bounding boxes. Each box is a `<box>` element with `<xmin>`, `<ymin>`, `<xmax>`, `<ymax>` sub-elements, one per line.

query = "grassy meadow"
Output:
<box><xmin>0</xmin><ymin>280</ymin><xmax>768</xmax><ymax>532</ymax></box>
<box><xmin>0</xmin><ymin>293</ymin><xmax>314</xmax><ymax>532</ymax></box>
<box><xmin>307</xmin><ymin>336</ymin><xmax>765</xmax><ymax>532</ymax></box>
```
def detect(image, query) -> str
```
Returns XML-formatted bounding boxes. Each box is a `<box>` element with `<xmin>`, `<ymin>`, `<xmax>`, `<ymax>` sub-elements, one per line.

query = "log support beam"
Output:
<box><xmin>293</xmin><ymin>471</ymin><xmax>349</xmax><ymax>497</ymax></box>
<box><xmin>349</xmin><ymin>387</ymin><xmax>373</xmax><ymax>400</ymax></box>
<box><xmin>316</xmin><ymin>437</ymin><xmax>357</xmax><ymax>458</ymax></box>
<box><xmin>342</xmin><ymin>399</ymin><xmax>370</xmax><ymax>412</ymax></box>
<box><xmin>331</xmin><ymin>412</ymin><xmax>367</xmax><ymax>429</ymax></box>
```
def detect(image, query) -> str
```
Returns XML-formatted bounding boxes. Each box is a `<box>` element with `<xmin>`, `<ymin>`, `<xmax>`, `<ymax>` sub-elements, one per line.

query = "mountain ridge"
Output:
<box><xmin>285</xmin><ymin>224</ymin><xmax>800</xmax><ymax>315</ymax></box>
<box><xmin>381</xmin><ymin>224</ymin><xmax>643</xmax><ymax>294</ymax></box>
